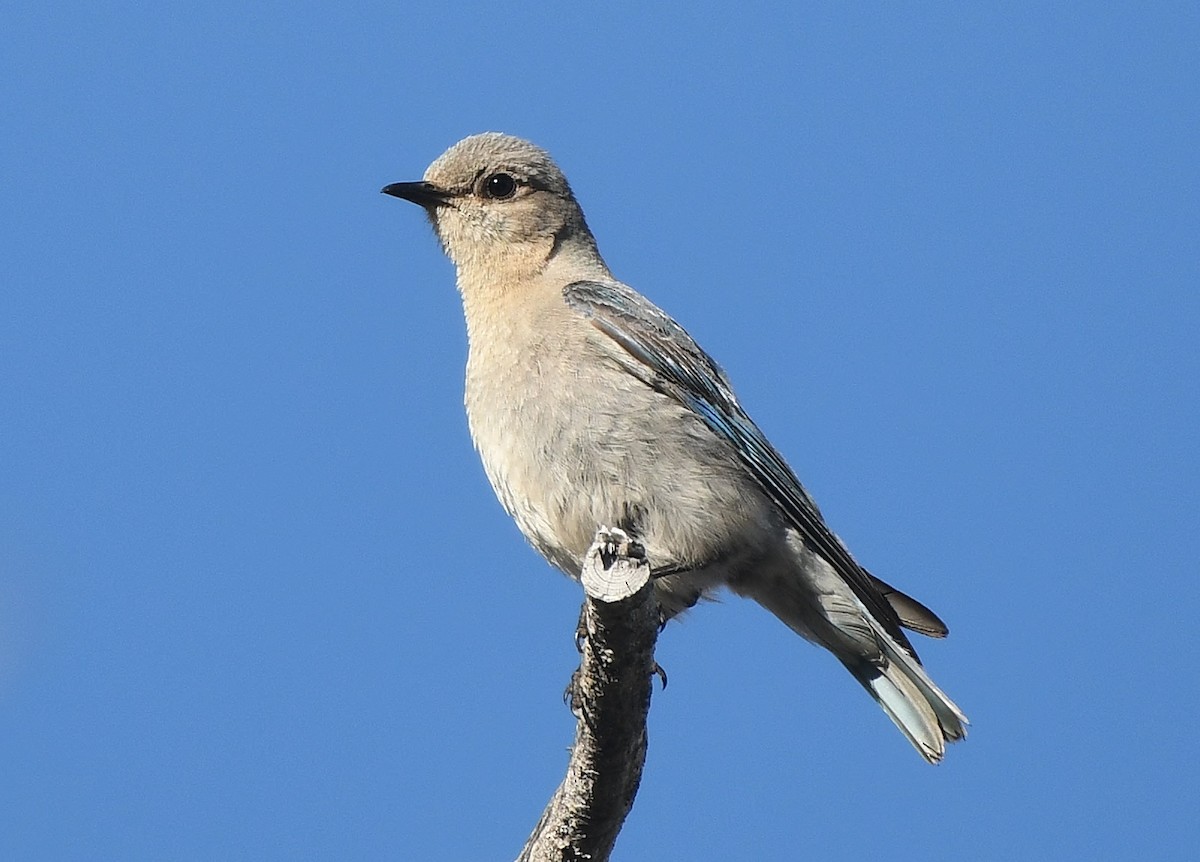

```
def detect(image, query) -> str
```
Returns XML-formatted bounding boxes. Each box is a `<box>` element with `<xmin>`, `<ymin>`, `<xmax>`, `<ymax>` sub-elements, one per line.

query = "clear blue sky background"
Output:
<box><xmin>3</xmin><ymin>3</ymin><xmax>1197</xmax><ymax>860</ymax></box>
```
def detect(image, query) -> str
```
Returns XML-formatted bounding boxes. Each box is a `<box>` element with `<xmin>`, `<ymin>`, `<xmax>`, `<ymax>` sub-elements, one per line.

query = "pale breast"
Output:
<box><xmin>463</xmin><ymin>298</ymin><xmax>778</xmax><ymax>581</ymax></box>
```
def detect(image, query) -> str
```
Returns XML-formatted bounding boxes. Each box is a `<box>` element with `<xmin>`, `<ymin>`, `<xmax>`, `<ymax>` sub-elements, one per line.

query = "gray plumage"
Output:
<box><xmin>382</xmin><ymin>132</ymin><xmax>967</xmax><ymax>763</ymax></box>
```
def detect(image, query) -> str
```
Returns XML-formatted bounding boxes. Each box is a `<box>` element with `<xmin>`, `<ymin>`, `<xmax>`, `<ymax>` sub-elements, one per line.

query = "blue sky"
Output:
<box><xmin>3</xmin><ymin>3</ymin><xmax>1198</xmax><ymax>859</ymax></box>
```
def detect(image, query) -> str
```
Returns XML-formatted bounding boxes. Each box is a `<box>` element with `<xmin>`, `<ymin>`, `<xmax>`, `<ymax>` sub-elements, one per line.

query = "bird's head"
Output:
<box><xmin>383</xmin><ymin>133</ymin><xmax>598</xmax><ymax>278</ymax></box>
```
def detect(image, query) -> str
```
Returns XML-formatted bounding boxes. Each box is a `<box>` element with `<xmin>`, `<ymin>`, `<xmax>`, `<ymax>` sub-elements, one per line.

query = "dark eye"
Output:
<box><xmin>482</xmin><ymin>172</ymin><xmax>518</xmax><ymax>200</ymax></box>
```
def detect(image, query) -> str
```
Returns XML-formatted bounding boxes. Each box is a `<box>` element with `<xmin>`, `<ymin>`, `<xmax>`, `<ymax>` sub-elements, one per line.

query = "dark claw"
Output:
<box><xmin>563</xmin><ymin>668</ymin><xmax>582</xmax><ymax>712</ymax></box>
<box><xmin>574</xmin><ymin>606</ymin><xmax>588</xmax><ymax>653</ymax></box>
<box><xmin>653</xmin><ymin>661</ymin><xmax>668</xmax><ymax>690</ymax></box>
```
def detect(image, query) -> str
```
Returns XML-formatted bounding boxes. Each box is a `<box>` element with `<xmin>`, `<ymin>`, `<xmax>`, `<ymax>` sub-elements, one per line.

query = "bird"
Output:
<box><xmin>382</xmin><ymin>132</ymin><xmax>967</xmax><ymax>763</ymax></box>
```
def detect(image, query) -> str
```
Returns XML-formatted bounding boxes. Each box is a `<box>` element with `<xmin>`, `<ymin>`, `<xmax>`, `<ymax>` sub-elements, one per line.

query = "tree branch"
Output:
<box><xmin>517</xmin><ymin>527</ymin><xmax>660</xmax><ymax>862</ymax></box>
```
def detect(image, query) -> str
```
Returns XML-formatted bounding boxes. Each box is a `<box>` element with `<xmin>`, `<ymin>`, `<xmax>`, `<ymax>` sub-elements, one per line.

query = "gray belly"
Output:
<box><xmin>468</xmin><ymin>359</ymin><xmax>783</xmax><ymax>607</ymax></box>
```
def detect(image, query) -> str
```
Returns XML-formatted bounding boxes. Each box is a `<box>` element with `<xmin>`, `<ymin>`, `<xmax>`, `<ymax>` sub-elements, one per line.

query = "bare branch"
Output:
<box><xmin>517</xmin><ymin>528</ymin><xmax>660</xmax><ymax>862</ymax></box>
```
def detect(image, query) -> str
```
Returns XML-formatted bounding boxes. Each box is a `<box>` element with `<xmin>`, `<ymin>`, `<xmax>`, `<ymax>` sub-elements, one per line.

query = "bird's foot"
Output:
<box><xmin>594</xmin><ymin>525</ymin><xmax>645</xmax><ymax>569</ymax></box>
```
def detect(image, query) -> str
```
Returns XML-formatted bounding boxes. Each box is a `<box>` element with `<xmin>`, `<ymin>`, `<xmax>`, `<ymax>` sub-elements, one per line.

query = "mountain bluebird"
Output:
<box><xmin>382</xmin><ymin>133</ymin><xmax>967</xmax><ymax>762</ymax></box>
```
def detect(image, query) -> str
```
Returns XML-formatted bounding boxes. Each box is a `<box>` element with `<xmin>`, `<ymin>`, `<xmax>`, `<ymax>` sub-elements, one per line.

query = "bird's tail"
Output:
<box><xmin>843</xmin><ymin>625</ymin><xmax>968</xmax><ymax>764</ymax></box>
<box><xmin>737</xmin><ymin>561</ymin><xmax>967</xmax><ymax>763</ymax></box>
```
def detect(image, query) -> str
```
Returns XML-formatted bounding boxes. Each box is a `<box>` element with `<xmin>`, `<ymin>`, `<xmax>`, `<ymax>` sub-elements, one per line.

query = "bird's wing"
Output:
<box><xmin>563</xmin><ymin>279</ymin><xmax>919</xmax><ymax>657</ymax></box>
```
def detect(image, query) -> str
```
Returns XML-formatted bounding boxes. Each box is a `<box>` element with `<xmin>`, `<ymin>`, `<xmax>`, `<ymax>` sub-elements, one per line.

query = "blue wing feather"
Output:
<box><xmin>564</xmin><ymin>279</ymin><xmax>915</xmax><ymax>655</ymax></box>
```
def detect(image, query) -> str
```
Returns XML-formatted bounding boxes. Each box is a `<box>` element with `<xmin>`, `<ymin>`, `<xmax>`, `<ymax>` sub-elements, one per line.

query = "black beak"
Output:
<box><xmin>380</xmin><ymin>181</ymin><xmax>452</xmax><ymax>208</ymax></box>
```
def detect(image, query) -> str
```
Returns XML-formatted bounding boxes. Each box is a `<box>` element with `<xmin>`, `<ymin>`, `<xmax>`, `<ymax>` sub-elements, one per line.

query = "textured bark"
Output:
<box><xmin>517</xmin><ymin>528</ymin><xmax>659</xmax><ymax>862</ymax></box>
